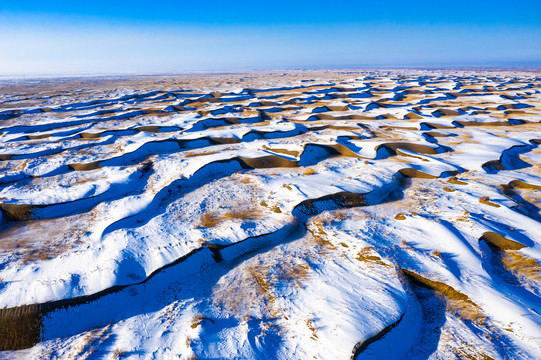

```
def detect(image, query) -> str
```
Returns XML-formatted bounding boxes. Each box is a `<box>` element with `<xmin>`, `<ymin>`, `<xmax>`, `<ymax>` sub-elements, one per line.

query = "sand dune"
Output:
<box><xmin>0</xmin><ymin>69</ymin><xmax>540</xmax><ymax>359</ymax></box>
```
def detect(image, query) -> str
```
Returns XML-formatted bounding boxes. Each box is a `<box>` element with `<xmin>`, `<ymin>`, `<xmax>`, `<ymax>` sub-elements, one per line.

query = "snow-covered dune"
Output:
<box><xmin>0</xmin><ymin>69</ymin><xmax>540</xmax><ymax>359</ymax></box>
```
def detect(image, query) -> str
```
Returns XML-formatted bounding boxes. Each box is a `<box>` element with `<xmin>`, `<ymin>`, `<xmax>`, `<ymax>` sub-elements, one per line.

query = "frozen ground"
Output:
<box><xmin>0</xmin><ymin>69</ymin><xmax>540</xmax><ymax>359</ymax></box>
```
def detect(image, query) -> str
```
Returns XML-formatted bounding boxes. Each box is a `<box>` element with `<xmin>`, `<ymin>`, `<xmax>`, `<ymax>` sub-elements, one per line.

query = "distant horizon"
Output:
<box><xmin>2</xmin><ymin>65</ymin><xmax>541</xmax><ymax>81</ymax></box>
<box><xmin>1</xmin><ymin>0</ymin><xmax>541</xmax><ymax>76</ymax></box>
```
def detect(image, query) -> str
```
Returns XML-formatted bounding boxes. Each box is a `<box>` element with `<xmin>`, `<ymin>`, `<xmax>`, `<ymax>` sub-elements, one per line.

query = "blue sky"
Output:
<box><xmin>1</xmin><ymin>1</ymin><xmax>540</xmax><ymax>75</ymax></box>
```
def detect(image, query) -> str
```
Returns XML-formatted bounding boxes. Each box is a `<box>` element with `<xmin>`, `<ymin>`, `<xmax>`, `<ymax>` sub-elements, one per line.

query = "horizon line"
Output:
<box><xmin>2</xmin><ymin>65</ymin><xmax>541</xmax><ymax>81</ymax></box>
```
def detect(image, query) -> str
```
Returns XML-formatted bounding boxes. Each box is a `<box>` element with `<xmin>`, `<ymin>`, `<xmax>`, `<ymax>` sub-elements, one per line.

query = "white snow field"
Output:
<box><xmin>0</xmin><ymin>69</ymin><xmax>540</xmax><ymax>359</ymax></box>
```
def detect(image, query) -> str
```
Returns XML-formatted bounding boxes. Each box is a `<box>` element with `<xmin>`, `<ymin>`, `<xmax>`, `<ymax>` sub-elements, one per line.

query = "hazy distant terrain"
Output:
<box><xmin>0</xmin><ymin>69</ymin><xmax>540</xmax><ymax>359</ymax></box>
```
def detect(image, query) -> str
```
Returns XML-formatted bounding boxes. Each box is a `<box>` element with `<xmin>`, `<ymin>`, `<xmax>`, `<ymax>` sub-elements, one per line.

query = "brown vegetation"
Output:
<box><xmin>199</xmin><ymin>209</ymin><xmax>260</xmax><ymax>228</ymax></box>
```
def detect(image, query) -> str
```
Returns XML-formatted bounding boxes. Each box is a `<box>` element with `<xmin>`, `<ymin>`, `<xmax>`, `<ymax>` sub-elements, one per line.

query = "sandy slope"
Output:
<box><xmin>0</xmin><ymin>69</ymin><xmax>540</xmax><ymax>359</ymax></box>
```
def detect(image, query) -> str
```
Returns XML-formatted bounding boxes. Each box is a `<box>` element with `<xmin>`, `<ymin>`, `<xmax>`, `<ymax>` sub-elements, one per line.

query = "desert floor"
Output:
<box><xmin>0</xmin><ymin>69</ymin><xmax>540</xmax><ymax>359</ymax></box>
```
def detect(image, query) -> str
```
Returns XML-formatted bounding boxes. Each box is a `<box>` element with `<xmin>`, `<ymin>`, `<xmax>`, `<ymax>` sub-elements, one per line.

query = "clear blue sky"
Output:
<box><xmin>1</xmin><ymin>1</ymin><xmax>540</xmax><ymax>75</ymax></box>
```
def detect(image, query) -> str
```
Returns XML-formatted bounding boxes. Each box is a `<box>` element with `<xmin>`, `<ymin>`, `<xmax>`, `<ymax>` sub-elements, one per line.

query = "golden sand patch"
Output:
<box><xmin>394</xmin><ymin>213</ymin><xmax>406</xmax><ymax>220</ymax></box>
<box><xmin>479</xmin><ymin>196</ymin><xmax>501</xmax><ymax>208</ymax></box>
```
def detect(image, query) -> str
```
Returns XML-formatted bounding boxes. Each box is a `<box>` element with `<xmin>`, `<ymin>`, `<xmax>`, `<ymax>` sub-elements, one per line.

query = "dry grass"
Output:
<box><xmin>13</xmin><ymin>211</ymin><xmax>97</xmax><ymax>264</ymax></box>
<box><xmin>112</xmin><ymin>349</ymin><xmax>127</xmax><ymax>359</ymax></box>
<box><xmin>402</xmin><ymin>269</ymin><xmax>485</xmax><ymax>322</ymax></box>
<box><xmin>306</xmin><ymin>318</ymin><xmax>318</xmax><ymax>340</ymax></box>
<box><xmin>233</xmin><ymin>174</ymin><xmax>254</xmax><ymax>184</ymax></box>
<box><xmin>501</xmin><ymin>251</ymin><xmax>541</xmax><ymax>282</ymax></box>
<box><xmin>21</xmin><ymin>243</ymin><xmax>71</xmax><ymax>264</ymax></box>
<box><xmin>190</xmin><ymin>314</ymin><xmax>205</xmax><ymax>329</ymax></box>
<box><xmin>452</xmin><ymin>348</ymin><xmax>496</xmax><ymax>360</ymax></box>
<box><xmin>356</xmin><ymin>247</ymin><xmax>388</xmax><ymax>267</ymax></box>
<box><xmin>327</xmin><ymin>209</ymin><xmax>350</xmax><ymax>222</ymax></box>
<box><xmin>275</xmin><ymin>261</ymin><xmax>310</xmax><ymax>288</ymax></box>
<box><xmin>12</xmin><ymin>160</ymin><xmax>29</xmax><ymax>172</ymax></box>
<box><xmin>213</xmin><ymin>257</ymin><xmax>310</xmax><ymax>318</ymax></box>
<box><xmin>138</xmin><ymin>159</ymin><xmax>153</xmax><ymax>173</ymax></box>
<box><xmin>199</xmin><ymin>209</ymin><xmax>260</xmax><ymax>228</ymax></box>
<box><xmin>455</xmin><ymin>210</ymin><xmax>473</xmax><ymax>225</ymax></box>
<box><xmin>196</xmin><ymin>175</ymin><xmax>271</xmax><ymax>228</ymax></box>
<box><xmin>212</xmin><ymin>263</ymin><xmax>278</xmax><ymax>318</ymax></box>
<box><xmin>250</xmin><ymin>268</ymin><xmax>272</xmax><ymax>295</ymax></box>
<box><xmin>69</xmin><ymin>174</ymin><xmax>108</xmax><ymax>186</ymax></box>
<box><xmin>443</xmin><ymin>297</ymin><xmax>485</xmax><ymax>322</ymax></box>
<box><xmin>307</xmin><ymin>219</ymin><xmax>335</xmax><ymax>250</ymax></box>
<box><xmin>66</xmin><ymin>324</ymin><xmax>112</xmax><ymax>360</ymax></box>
